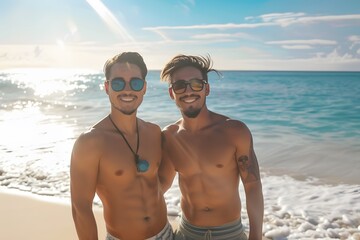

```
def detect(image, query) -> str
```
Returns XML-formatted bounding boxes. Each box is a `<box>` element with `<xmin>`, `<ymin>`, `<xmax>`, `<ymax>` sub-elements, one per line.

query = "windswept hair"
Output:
<box><xmin>103</xmin><ymin>52</ymin><xmax>148</xmax><ymax>80</ymax></box>
<box><xmin>160</xmin><ymin>54</ymin><xmax>220</xmax><ymax>83</ymax></box>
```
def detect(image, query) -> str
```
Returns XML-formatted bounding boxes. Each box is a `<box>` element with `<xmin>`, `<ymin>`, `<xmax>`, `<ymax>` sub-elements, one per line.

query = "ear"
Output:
<box><xmin>105</xmin><ymin>81</ymin><xmax>109</xmax><ymax>95</ymax></box>
<box><xmin>205</xmin><ymin>83</ymin><xmax>210</xmax><ymax>96</ymax></box>
<box><xmin>168</xmin><ymin>87</ymin><xmax>175</xmax><ymax>100</ymax></box>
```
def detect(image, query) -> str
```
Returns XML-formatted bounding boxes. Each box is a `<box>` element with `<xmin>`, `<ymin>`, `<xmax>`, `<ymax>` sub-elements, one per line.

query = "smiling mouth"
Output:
<box><xmin>181</xmin><ymin>95</ymin><xmax>199</xmax><ymax>104</ymax></box>
<box><xmin>119</xmin><ymin>95</ymin><xmax>137</xmax><ymax>102</ymax></box>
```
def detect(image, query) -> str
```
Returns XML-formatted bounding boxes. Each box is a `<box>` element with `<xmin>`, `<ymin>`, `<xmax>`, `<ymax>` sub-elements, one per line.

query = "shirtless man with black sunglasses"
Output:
<box><xmin>159</xmin><ymin>54</ymin><xmax>264</xmax><ymax>240</ymax></box>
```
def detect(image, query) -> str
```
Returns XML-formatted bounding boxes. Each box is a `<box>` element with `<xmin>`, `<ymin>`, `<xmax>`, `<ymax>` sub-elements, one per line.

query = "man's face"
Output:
<box><xmin>105</xmin><ymin>62</ymin><xmax>146</xmax><ymax>115</ymax></box>
<box><xmin>169</xmin><ymin>66</ymin><xmax>209</xmax><ymax>118</ymax></box>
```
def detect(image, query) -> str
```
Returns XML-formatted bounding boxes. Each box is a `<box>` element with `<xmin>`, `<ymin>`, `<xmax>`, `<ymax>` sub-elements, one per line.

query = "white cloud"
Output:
<box><xmin>259</xmin><ymin>12</ymin><xmax>306</xmax><ymax>22</ymax></box>
<box><xmin>191</xmin><ymin>32</ymin><xmax>254</xmax><ymax>41</ymax></box>
<box><xmin>266</xmin><ymin>39</ymin><xmax>337</xmax><ymax>45</ymax></box>
<box><xmin>143</xmin><ymin>22</ymin><xmax>277</xmax><ymax>31</ymax></box>
<box><xmin>349</xmin><ymin>35</ymin><xmax>360</xmax><ymax>42</ymax></box>
<box><xmin>144</xmin><ymin>14</ymin><xmax>360</xmax><ymax>32</ymax></box>
<box><xmin>282</xmin><ymin>45</ymin><xmax>312</xmax><ymax>49</ymax></box>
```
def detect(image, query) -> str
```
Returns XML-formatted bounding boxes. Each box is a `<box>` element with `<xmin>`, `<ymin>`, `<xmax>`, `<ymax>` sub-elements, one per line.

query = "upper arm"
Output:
<box><xmin>70</xmin><ymin>132</ymin><xmax>102</xmax><ymax>209</ymax></box>
<box><xmin>158</xmin><ymin>130</ymin><xmax>177</xmax><ymax>193</ymax></box>
<box><xmin>233</xmin><ymin>123</ymin><xmax>261</xmax><ymax>185</ymax></box>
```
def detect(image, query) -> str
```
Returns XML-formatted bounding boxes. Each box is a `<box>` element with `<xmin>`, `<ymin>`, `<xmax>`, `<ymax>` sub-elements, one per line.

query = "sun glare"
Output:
<box><xmin>0</xmin><ymin>107</ymin><xmax>74</xmax><ymax>150</ymax></box>
<box><xmin>7</xmin><ymin>68</ymin><xmax>87</xmax><ymax>97</ymax></box>
<box><xmin>86</xmin><ymin>0</ymin><xmax>134</xmax><ymax>42</ymax></box>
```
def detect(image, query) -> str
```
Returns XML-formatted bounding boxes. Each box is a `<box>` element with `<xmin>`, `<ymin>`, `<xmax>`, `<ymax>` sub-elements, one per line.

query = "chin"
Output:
<box><xmin>120</xmin><ymin>109</ymin><xmax>137</xmax><ymax>115</ymax></box>
<box><xmin>183</xmin><ymin>109</ymin><xmax>201</xmax><ymax>118</ymax></box>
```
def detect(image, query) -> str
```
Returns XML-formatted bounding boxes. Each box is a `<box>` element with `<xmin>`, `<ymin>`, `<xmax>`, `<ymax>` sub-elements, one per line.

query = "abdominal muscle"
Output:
<box><xmin>179</xmin><ymin>173</ymin><xmax>242</xmax><ymax>227</ymax></box>
<box><xmin>97</xmin><ymin>176</ymin><xmax>168</xmax><ymax>239</ymax></box>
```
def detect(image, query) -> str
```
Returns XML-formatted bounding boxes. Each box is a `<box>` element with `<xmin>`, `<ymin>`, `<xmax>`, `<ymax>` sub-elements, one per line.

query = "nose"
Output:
<box><xmin>122</xmin><ymin>81</ymin><xmax>132</xmax><ymax>92</ymax></box>
<box><xmin>184</xmin><ymin>82</ymin><xmax>194</xmax><ymax>94</ymax></box>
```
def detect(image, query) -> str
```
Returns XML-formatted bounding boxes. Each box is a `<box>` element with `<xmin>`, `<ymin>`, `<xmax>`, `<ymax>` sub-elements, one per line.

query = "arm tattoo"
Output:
<box><xmin>237</xmin><ymin>152</ymin><xmax>260</xmax><ymax>183</ymax></box>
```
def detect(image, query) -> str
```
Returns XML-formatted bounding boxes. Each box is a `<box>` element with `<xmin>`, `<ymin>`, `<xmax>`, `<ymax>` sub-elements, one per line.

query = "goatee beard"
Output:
<box><xmin>183</xmin><ymin>108</ymin><xmax>201</xmax><ymax>118</ymax></box>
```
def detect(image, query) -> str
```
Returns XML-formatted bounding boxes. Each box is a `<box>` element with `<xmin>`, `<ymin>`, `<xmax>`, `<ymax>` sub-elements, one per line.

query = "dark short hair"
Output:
<box><xmin>103</xmin><ymin>52</ymin><xmax>147</xmax><ymax>80</ymax></box>
<box><xmin>160</xmin><ymin>54</ymin><xmax>219</xmax><ymax>83</ymax></box>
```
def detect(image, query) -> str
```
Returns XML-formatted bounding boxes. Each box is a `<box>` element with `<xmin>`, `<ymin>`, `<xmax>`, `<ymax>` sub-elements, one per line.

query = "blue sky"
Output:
<box><xmin>1</xmin><ymin>0</ymin><xmax>360</xmax><ymax>71</ymax></box>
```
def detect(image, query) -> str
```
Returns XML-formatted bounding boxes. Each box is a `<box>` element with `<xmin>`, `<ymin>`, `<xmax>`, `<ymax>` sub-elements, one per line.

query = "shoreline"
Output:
<box><xmin>0</xmin><ymin>188</ymin><xmax>269</xmax><ymax>239</ymax></box>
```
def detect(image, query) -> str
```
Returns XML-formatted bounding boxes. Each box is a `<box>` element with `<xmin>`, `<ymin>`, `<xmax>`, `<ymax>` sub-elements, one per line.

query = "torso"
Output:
<box><xmin>164</xmin><ymin>113</ymin><xmax>246</xmax><ymax>226</ymax></box>
<box><xmin>91</xmin><ymin>117</ymin><xmax>167</xmax><ymax>239</ymax></box>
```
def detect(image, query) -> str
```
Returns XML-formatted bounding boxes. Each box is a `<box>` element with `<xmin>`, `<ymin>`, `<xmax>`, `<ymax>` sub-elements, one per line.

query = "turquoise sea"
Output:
<box><xmin>0</xmin><ymin>69</ymin><xmax>359</xmax><ymax>239</ymax></box>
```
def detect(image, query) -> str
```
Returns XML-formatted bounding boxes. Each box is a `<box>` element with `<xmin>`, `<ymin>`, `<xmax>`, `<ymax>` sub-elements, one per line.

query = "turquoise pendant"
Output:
<box><xmin>135</xmin><ymin>155</ymin><xmax>149</xmax><ymax>172</ymax></box>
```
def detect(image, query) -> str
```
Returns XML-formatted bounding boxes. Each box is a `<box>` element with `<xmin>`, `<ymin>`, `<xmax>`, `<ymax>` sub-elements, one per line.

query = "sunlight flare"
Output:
<box><xmin>86</xmin><ymin>0</ymin><xmax>134</xmax><ymax>42</ymax></box>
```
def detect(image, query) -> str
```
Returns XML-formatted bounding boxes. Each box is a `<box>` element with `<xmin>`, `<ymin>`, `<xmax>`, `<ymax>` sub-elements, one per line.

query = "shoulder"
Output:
<box><xmin>138</xmin><ymin>118</ymin><xmax>161</xmax><ymax>133</ymax></box>
<box><xmin>222</xmin><ymin>117</ymin><xmax>253</xmax><ymax>142</ymax></box>
<box><xmin>162</xmin><ymin>119</ymin><xmax>182</xmax><ymax>135</ymax></box>
<box><xmin>225</xmin><ymin>118</ymin><xmax>249</xmax><ymax>131</ymax></box>
<box><xmin>73</xmin><ymin>128</ymin><xmax>105</xmax><ymax>154</ymax></box>
<box><xmin>161</xmin><ymin>120</ymin><xmax>183</xmax><ymax>146</ymax></box>
<box><xmin>211</xmin><ymin>111</ymin><xmax>250</xmax><ymax>135</ymax></box>
<box><xmin>73</xmin><ymin>118</ymin><xmax>109</xmax><ymax>151</ymax></box>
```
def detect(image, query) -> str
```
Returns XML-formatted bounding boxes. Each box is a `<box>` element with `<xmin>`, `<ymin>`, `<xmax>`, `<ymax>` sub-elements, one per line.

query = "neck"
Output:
<box><xmin>181</xmin><ymin>106</ymin><xmax>212</xmax><ymax>132</ymax></box>
<box><xmin>109</xmin><ymin>111</ymin><xmax>137</xmax><ymax>134</ymax></box>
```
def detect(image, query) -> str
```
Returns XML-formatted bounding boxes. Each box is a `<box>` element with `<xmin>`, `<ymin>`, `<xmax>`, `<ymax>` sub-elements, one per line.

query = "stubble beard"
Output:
<box><xmin>110</xmin><ymin>98</ymin><xmax>139</xmax><ymax>116</ymax></box>
<box><xmin>182</xmin><ymin>101</ymin><xmax>205</xmax><ymax>118</ymax></box>
<box><xmin>183</xmin><ymin>107</ymin><xmax>201</xmax><ymax>118</ymax></box>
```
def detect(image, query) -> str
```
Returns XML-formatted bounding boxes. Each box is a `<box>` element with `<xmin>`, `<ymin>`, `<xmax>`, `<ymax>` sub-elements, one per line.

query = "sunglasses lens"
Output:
<box><xmin>172</xmin><ymin>81</ymin><xmax>187</xmax><ymax>94</ymax></box>
<box><xmin>130</xmin><ymin>78</ymin><xmax>144</xmax><ymax>91</ymax></box>
<box><xmin>190</xmin><ymin>79</ymin><xmax>204</xmax><ymax>91</ymax></box>
<box><xmin>111</xmin><ymin>78</ymin><xmax>125</xmax><ymax>91</ymax></box>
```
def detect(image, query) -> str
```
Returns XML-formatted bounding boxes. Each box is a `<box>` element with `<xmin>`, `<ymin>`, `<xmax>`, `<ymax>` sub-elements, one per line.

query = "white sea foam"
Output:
<box><xmin>161</xmin><ymin>174</ymin><xmax>360</xmax><ymax>239</ymax></box>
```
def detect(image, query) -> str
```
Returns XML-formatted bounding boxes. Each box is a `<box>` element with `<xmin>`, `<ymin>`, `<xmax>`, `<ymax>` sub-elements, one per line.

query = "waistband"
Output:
<box><xmin>178</xmin><ymin>216</ymin><xmax>246</xmax><ymax>240</ymax></box>
<box><xmin>106</xmin><ymin>221</ymin><xmax>173</xmax><ymax>240</ymax></box>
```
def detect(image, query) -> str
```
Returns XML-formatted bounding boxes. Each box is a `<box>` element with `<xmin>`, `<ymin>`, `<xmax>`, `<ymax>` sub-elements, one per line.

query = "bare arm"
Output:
<box><xmin>70</xmin><ymin>133</ymin><xmax>101</xmax><ymax>240</ymax></box>
<box><xmin>158</xmin><ymin>131</ymin><xmax>177</xmax><ymax>193</ymax></box>
<box><xmin>236</xmin><ymin>128</ymin><xmax>264</xmax><ymax>240</ymax></box>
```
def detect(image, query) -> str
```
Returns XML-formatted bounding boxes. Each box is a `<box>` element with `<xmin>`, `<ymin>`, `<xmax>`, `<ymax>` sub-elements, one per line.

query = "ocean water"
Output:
<box><xmin>0</xmin><ymin>69</ymin><xmax>359</xmax><ymax>239</ymax></box>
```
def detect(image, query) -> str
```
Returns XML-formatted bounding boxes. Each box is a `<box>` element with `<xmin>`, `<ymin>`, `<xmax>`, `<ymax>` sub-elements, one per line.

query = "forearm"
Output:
<box><xmin>72</xmin><ymin>207</ymin><xmax>98</xmax><ymax>240</ymax></box>
<box><xmin>245</xmin><ymin>181</ymin><xmax>264</xmax><ymax>240</ymax></box>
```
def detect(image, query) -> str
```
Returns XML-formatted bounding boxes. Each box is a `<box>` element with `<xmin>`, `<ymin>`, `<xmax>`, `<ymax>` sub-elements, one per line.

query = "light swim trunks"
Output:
<box><xmin>174</xmin><ymin>216</ymin><xmax>247</xmax><ymax>240</ymax></box>
<box><xmin>106</xmin><ymin>221</ymin><xmax>174</xmax><ymax>240</ymax></box>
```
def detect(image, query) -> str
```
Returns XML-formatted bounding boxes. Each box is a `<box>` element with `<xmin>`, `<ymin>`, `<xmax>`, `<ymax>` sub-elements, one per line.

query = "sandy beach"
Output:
<box><xmin>0</xmin><ymin>188</ymin><xmax>106</xmax><ymax>239</ymax></box>
<box><xmin>0</xmin><ymin>189</ymin><xmax>272</xmax><ymax>240</ymax></box>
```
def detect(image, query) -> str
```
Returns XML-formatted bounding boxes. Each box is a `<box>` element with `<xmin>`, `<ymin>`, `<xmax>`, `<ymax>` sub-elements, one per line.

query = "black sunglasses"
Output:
<box><xmin>108</xmin><ymin>77</ymin><xmax>145</xmax><ymax>92</ymax></box>
<box><xmin>170</xmin><ymin>79</ymin><xmax>207</xmax><ymax>94</ymax></box>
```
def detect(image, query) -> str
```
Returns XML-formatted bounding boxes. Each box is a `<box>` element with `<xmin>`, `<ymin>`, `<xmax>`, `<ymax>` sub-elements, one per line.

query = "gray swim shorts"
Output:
<box><xmin>106</xmin><ymin>221</ymin><xmax>173</xmax><ymax>240</ymax></box>
<box><xmin>174</xmin><ymin>216</ymin><xmax>247</xmax><ymax>240</ymax></box>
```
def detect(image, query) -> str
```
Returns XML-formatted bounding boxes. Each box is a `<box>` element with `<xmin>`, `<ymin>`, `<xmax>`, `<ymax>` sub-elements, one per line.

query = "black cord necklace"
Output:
<box><xmin>108</xmin><ymin>115</ymin><xmax>149</xmax><ymax>173</ymax></box>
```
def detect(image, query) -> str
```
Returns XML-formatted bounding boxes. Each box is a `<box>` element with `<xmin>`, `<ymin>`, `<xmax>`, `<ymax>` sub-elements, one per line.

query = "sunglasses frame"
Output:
<box><xmin>170</xmin><ymin>79</ymin><xmax>208</xmax><ymax>94</ymax></box>
<box><xmin>108</xmin><ymin>77</ymin><xmax>145</xmax><ymax>92</ymax></box>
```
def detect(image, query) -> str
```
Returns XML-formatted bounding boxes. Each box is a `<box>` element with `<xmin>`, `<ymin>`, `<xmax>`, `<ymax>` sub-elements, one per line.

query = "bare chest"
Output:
<box><xmin>98</xmin><ymin>134</ymin><xmax>161</xmax><ymax>185</ymax></box>
<box><xmin>168</xmin><ymin>132</ymin><xmax>237</xmax><ymax>174</ymax></box>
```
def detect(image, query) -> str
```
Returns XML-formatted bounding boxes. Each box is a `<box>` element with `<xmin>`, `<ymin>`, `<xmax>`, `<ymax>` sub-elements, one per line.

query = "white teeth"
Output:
<box><xmin>119</xmin><ymin>96</ymin><xmax>135</xmax><ymax>102</ymax></box>
<box><xmin>183</xmin><ymin>97</ymin><xmax>198</xmax><ymax>103</ymax></box>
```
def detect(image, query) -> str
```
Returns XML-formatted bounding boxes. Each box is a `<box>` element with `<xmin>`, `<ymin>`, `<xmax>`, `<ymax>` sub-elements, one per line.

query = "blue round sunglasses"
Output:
<box><xmin>108</xmin><ymin>77</ymin><xmax>145</xmax><ymax>92</ymax></box>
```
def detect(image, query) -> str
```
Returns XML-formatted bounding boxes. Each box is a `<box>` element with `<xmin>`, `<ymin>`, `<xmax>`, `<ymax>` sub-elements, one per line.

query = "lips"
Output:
<box><xmin>180</xmin><ymin>95</ymin><xmax>200</xmax><ymax>103</ymax></box>
<box><xmin>118</xmin><ymin>94</ymin><xmax>137</xmax><ymax>102</ymax></box>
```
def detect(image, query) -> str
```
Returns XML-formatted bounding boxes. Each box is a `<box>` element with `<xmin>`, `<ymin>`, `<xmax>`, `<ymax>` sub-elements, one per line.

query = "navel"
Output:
<box><xmin>143</xmin><ymin>216</ymin><xmax>151</xmax><ymax>222</ymax></box>
<box><xmin>216</xmin><ymin>164</ymin><xmax>224</xmax><ymax>168</ymax></box>
<box><xmin>115</xmin><ymin>169</ymin><xmax>124</xmax><ymax>176</ymax></box>
<box><xmin>202</xmin><ymin>207</ymin><xmax>211</xmax><ymax>212</ymax></box>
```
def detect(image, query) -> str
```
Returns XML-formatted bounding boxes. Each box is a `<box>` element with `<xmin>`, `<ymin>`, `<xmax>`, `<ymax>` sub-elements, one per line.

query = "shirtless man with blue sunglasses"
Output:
<box><xmin>71</xmin><ymin>52</ymin><xmax>173</xmax><ymax>240</ymax></box>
